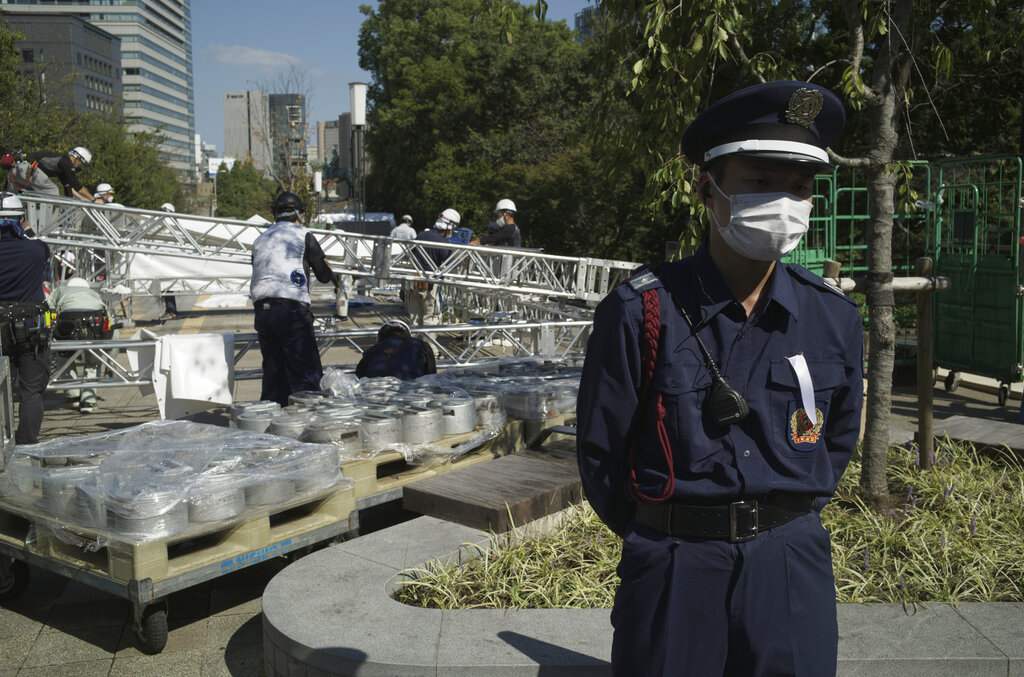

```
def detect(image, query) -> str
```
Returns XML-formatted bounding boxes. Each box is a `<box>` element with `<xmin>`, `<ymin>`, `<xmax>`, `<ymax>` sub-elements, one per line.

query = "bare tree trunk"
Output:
<box><xmin>858</xmin><ymin>65</ymin><xmax>903</xmax><ymax>508</ymax></box>
<box><xmin>861</xmin><ymin>163</ymin><xmax>896</xmax><ymax>507</ymax></box>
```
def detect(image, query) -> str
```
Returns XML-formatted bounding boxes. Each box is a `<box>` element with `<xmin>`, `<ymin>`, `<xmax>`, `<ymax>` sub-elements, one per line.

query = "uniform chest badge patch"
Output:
<box><xmin>290</xmin><ymin>270</ymin><xmax>307</xmax><ymax>286</ymax></box>
<box><xmin>789</xmin><ymin>407</ymin><xmax>824</xmax><ymax>446</ymax></box>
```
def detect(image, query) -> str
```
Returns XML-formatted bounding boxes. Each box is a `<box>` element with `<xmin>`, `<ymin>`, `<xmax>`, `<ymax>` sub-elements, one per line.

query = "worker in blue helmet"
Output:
<box><xmin>250</xmin><ymin>192</ymin><xmax>340</xmax><ymax>406</ymax></box>
<box><xmin>577</xmin><ymin>81</ymin><xmax>863</xmax><ymax>677</ymax></box>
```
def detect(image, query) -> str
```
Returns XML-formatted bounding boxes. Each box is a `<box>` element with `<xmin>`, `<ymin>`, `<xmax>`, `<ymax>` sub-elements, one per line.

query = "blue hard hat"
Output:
<box><xmin>681</xmin><ymin>81</ymin><xmax>845</xmax><ymax>168</ymax></box>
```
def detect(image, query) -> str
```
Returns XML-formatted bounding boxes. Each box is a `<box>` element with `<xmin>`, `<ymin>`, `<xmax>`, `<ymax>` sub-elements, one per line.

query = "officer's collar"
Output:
<box><xmin>692</xmin><ymin>244</ymin><xmax>800</xmax><ymax>322</ymax></box>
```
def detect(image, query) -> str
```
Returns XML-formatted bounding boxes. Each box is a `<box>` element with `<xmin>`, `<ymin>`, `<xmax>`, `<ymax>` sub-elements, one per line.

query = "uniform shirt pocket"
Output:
<box><xmin>649</xmin><ymin>354</ymin><xmax>718</xmax><ymax>463</ymax></box>
<box><xmin>768</xmin><ymin>359</ymin><xmax>846</xmax><ymax>455</ymax></box>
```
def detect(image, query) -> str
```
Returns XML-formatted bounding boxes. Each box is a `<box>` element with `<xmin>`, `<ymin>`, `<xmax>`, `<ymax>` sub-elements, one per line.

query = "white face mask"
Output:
<box><xmin>708</xmin><ymin>174</ymin><xmax>813</xmax><ymax>261</ymax></box>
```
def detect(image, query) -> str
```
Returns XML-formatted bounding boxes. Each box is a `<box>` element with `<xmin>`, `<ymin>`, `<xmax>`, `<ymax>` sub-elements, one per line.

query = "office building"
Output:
<box><xmin>0</xmin><ymin>0</ymin><xmax>196</xmax><ymax>174</ymax></box>
<box><xmin>223</xmin><ymin>90</ymin><xmax>271</xmax><ymax>173</ymax></box>
<box><xmin>2</xmin><ymin>11</ymin><xmax>121</xmax><ymax>116</ymax></box>
<box><xmin>269</xmin><ymin>93</ymin><xmax>307</xmax><ymax>178</ymax></box>
<box><xmin>317</xmin><ymin>119</ymin><xmax>341</xmax><ymax>165</ymax></box>
<box><xmin>575</xmin><ymin>6</ymin><xmax>600</xmax><ymax>41</ymax></box>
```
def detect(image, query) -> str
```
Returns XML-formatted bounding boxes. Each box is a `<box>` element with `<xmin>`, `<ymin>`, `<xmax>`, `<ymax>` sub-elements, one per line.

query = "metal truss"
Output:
<box><xmin>46</xmin><ymin>320</ymin><xmax>592</xmax><ymax>392</ymax></box>
<box><xmin>23</xmin><ymin>195</ymin><xmax>636</xmax><ymax>309</ymax></box>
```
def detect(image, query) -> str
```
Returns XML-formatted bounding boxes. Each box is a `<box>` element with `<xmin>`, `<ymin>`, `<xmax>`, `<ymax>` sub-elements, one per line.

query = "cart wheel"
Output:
<box><xmin>0</xmin><ymin>559</ymin><xmax>29</xmax><ymax>602</ymax></box>
<box><xmin>998</xmin><ymin>384</ymin><xmax>1010</xmax><ymax>407</ymax></box>
<box><xmin>944</xmin><ymin>371</ymin><xmax>961</xmax><ymax>392</ymax></box>
<box><xmin>135</xmin><ymin>604</ymin><xmax>169</xmax><ymax>654</ymax></box>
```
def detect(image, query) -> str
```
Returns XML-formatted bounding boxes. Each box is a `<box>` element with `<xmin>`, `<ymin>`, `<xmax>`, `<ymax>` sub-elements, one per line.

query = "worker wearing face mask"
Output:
<box><xmin>577</xmin><ymin>81</ymin><xmax>864</xmax><ymax>677</ymax></box>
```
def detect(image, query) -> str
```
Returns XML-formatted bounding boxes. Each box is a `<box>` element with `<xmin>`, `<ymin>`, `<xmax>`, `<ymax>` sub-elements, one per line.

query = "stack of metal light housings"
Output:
<box><xmin>0</xmin><ymin>421</ymin><xmax>350</xmax><ymax>542</ymax></box>
<box><xmin>427</xmin><ymin>356</ymin><xmax>582</xmax><ymax>423</ymax></box>
<box><xmin>227</xmin><ymin>377</ymin><xmax>500</xmax><ymax>462</ymax></box>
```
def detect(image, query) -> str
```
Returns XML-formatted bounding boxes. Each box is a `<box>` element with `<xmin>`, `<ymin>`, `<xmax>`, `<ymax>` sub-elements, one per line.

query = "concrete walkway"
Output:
<box><xmin>263</xmin><ymin>515</ymin><xmax>1024</xmax><ymax>677</ymax></box>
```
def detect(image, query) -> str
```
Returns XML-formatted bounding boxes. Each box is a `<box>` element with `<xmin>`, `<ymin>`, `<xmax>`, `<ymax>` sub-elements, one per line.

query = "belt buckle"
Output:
<box><xmin>729</xmin><ymin>500</ymin><xmax>758</xmax><ymax>543</ymax></box>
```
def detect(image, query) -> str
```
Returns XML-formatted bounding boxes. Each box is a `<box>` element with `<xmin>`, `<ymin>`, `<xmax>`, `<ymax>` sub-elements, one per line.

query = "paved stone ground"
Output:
<box><xmin>1</xmin><ymin>290</ymin><xmax>1021</xmax><ymax>675</ymax></box>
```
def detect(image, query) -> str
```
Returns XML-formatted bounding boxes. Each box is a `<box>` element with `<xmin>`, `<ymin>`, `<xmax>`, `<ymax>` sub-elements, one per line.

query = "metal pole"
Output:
<box><xmin>916</xmin><ymin>256</ymin><xmax>934</xmax><ymax>469</ymax></box>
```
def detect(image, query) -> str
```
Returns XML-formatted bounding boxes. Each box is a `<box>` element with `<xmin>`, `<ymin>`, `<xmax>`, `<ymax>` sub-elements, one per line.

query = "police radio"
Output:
<box><xmin>676</xmin><ymin>302</ymin><xmax>750</xmax><ymax>427</ymax></box>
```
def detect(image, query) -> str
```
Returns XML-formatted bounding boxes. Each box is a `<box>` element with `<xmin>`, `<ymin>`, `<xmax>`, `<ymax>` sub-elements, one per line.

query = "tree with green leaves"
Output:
<box><xmin>213</xmin><ymin>160</ymin><xmax>278</xmax><ymax>222</ymax></box>
<box><xmin>593</xmin><ymin>0</ymin><xmax>1023</xmax><ymax>506</ymax></box>
<box><xmin>1</xmin><ymin>18</ymin><xmax>182</xmax><ymax>208</ymax></box>
<box><xmin>358</xmin><ymin>0</ymin><xmax>672</xmax><ymax>259</ymax></box>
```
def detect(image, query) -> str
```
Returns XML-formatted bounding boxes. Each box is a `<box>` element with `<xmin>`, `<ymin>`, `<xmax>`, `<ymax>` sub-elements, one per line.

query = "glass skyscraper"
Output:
<box><xmin>1</xmin><ymin>0</ymin><xmax>195</xmax><ymax>174</ymax></box>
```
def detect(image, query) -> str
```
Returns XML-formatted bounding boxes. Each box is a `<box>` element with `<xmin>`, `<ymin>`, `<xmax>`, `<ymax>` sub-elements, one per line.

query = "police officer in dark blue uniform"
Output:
<box><xmin>0</xmin><ymin>194</ymin><xmax>53</xmax><ymax>444</ymax></box>
<box><xmin>577</xmin><ymin>81</ymin><xmax>864</xmax><ymax>677</ymax></box>
<box><xmin>355</xmin><ymin>319</ymin><xmax>437</xmax><ymax>381</ymax></box>
<box><xmin>250</xmin><ymin>192</ymin><xmax>340</xmax><ymax>406</ymax></box>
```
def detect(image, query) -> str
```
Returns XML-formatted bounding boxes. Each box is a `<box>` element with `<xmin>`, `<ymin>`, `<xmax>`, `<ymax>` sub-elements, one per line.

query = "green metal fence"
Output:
<box><xmin>932</xmin><ymin>154</ymin><xmax>1024</xmax><ymax>394</ymax></box>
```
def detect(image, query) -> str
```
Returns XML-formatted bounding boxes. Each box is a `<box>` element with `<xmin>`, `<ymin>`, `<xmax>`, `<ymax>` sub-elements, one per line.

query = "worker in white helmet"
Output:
<box><xmin>158</xmin><ymin>202</ymin><xmax>180</xmax><ymax>321</ymax></box>
<box><xmin>9</xmin><ymin>147</ymin><xmax>96</xmax><ymax>201</ymax></box>
<box><xmin>473</xmin><ymin>198</ymin><xmax>521</xmax><ymax>247</ymax></box>
<box><xmin>93</xmin><ymin>183</ymin><xmax>116</xmax><ymax>204</ymax></box>
<box><xmin>408</xmin><ymin>208</ymin><xmax>459</xmax><ymax>325</ymax></box>
<box><xmin>390</xmin><ymin>214</ymin><xmax>416</xmax><ymax>240</ymax></box>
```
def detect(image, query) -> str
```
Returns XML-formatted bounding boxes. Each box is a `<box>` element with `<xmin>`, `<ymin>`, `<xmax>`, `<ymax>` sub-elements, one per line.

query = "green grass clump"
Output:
<box><xmin>394</xmin><ymin>438</ymin><xmax>1024</xmax><ymax>609</ymax></box>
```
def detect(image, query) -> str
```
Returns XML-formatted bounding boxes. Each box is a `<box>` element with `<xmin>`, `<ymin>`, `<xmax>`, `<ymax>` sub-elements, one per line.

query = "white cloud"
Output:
<box><xmin>206</xmin><ymin>43</ymin><xmax>301</xmax><ymax>68</ymax></box>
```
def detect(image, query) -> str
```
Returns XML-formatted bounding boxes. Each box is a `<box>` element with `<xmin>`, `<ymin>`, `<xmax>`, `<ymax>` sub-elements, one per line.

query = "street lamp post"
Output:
<box><xmin>349</xmin><ymin>82</ymin><xmax>367</xmax><ymax>231</ymax></box>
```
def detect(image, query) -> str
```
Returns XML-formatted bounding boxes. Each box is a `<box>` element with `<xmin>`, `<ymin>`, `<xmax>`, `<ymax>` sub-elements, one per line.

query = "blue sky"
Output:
<box><xmin>192</xmin><ymin>0</ymin><xmax>592</xmax><ymax>155</ymax></box>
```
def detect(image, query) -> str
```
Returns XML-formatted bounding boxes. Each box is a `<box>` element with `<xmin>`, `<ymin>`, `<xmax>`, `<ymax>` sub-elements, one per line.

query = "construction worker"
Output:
<box><xmin>9</xmin><ymin>147</ymin><xmax>95</xmax><ymax>201</ymax></box>
<box><xmin>93</xmin><ymin>183</ymin><xmax>116</xmax><ymax>204</ymax></box>
<box><xmin>0</xmin><ymin>194</ymin><xmax>52</xmax><ymax>443</ymax></box>
<box><xmin>472</xmin><ymin>198</ymin><xmax>521</xmax><ymax>247</ymax></box>
<box><xmin>390</xmin><ymin>214</ymin><xmax>416</xmax><ymax>240</ymax></box>
<box><xmin>408</xmin><ymin>208</ymin><xmax>458</xmax><ymax>326</ymax></box>
<box><xmin>158</xmin><ymin>203</ymin><xmax>179</xmax><ymax>321</ymax></box>
<box><xmin>49</xmin><ymin>277</ymin><xmax>113</xmax><ymax>414</ymax></box>
<box><xmin>355</xmin><ymin>319</ymin><xmax>436</xmax><ymax>380</ymax></box>
<box><xmin>250</xmin><ymin>192</ymin><xmax>340</xmax><ymax>406</ymax></box>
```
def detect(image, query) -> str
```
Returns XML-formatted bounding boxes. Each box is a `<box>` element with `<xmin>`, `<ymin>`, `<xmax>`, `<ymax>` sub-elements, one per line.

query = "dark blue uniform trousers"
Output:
<box><xmin>12</xmin><ymin>342</ymin><xmax>50</xmax><ymax>445</ymax></box>
<box><xmin>611</xmin><ymin>511</ymin><xmax>837</xmax><ymax>677</ymax></box>
<box><xmin>254</xmin><ymin>302</ymin><xmax>323</xmax><ymax>406</ymax></box>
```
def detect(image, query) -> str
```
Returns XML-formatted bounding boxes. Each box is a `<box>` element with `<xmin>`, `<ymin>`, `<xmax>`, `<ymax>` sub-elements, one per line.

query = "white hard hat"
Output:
<box><xmin>0</xmin><ymin>194</ymin><xmax>25</xmax><ymax>217</ymax></box>
<box><xmin>70</xmin><ymin>147</ymin><xmax>92</xmax><ymax>167</ymax></box>
<box><xmin>436</xmin><ymin>208</ymin><xmax>460</xmax><ymax>229</ymax></box>
<box><xmin>95</xmin><ymin>183</ymin><xmax>113</xmax><ymax>194</ymax></box>
<box><xmin>65</xmin><ymin>277</ymin><xmax>90</xmax><ymax>288</ymax></box>
<box><xmin>160</xmin><ymin>203</ymin><xmax>176</xmax><ymax>212</ymax></box>
<box><xmin>401</xmin><ymin>214</ymin><xmax>413</xmax><ymax>223</ymax></box>
<box><xmin>495</xmin><ymin>198</ymin><xmax>516</xmax><ymax>213</ymax></box>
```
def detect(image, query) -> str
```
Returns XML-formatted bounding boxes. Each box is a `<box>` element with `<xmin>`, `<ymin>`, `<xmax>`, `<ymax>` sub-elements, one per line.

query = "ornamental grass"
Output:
<box><xmin>393</xmin><ymin>437</ymin><xmax>1024</xmax><ymax>609</ymax></box>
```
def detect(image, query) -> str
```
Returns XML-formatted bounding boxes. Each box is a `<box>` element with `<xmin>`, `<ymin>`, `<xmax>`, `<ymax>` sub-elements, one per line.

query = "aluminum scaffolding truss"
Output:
<box><xmin>23</xmin><ymin>195</ymin><xmax>635</xmax><ymax>308</ymax></box>
<box><xmin>46</xmin><ymin>320</ymin><xmax>592</xmax><ymax>392</ymax></box>
<box><xmin>19</xmin><ymin>194</ymin><xmax>628</xmax><ymax>393</ymax></box>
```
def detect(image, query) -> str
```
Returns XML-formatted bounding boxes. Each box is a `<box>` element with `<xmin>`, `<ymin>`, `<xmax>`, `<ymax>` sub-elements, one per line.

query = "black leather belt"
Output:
<box><xmin>634</xmin><ymin>493</ymin><xmax>815</xmax><ymax>543</ymax></box>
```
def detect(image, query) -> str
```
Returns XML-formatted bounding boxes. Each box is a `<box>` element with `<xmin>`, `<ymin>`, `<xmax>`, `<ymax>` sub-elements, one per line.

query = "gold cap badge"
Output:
<box><xmin>785</xmin><ymin>88</ymin><xmax>823</xmax><ymax>128</ymax></box>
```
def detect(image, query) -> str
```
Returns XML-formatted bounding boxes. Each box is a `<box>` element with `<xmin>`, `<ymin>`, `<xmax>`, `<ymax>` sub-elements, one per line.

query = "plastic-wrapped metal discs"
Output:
<box><xmin>440</xmin><ymin>398</ymin><xmax>477</xmax><ymax>435</ymax></box>
<box><xmin>288</xmin><ymin>390</ymin><xmax>328</xmax><ymax>406</ymax></box>
<box><xmin>473</xmin><ymin>394</ymin><xmax>502</xmax><ymax>427</ymax></box>
<box><xmin>245</xmin><ymin>478</ymin><xmax>295</xmax><ymax>506</ymax></box>
<box><xmin>401</xmin><ymin>406</ymin><xmax>445</xmax><ymax>444</ymax></box>
<box><xmin>292</xmin><ymin>446</ymin><xmax>343</xmax><ymax>494</ymax></box>
<box><xmin>304</xmin><ymin>417</ymin><xmax>360</xmax><ymax>456</ymax></box>
<box><xmin>105</xmin><ymin>484</ymin><xmax>188</xmax><ymax>538</ymax></box>
<box><xmin>74</xmin><ymin>485</ymin><xmax>107</xmax><ymax>528</ymax></box>
<box><xmin>359</xmin><ymin>413</ymin><xmax>402</xmax><ymax>453</ymax></box>
<box><xmin>40</xmin><ymin>465</ymin><xmax>95</xmax><ymax>519</ymax></box>
<box><xmin>267</xmin><ymin>413</ymin><xmax>315</xmax><ymax>440</ymax></box>
<box><xmin>236</xmin><ymin>410</ymin><xmax>278</xmax><ymax>433</ymax></box>
<box><xmin>0</xmin><ymin>457</ymin><xmax>34</xmax><ymax>496</ymax></box>
<box><xmin>188</xmin><ymin>474</ymin><xmax>246</xmax><ymax>522</ymax></box>
<box><xmin>229</xmin><ymin>400</ymin><xmax>280</xmax><ymax>427</ymax></box>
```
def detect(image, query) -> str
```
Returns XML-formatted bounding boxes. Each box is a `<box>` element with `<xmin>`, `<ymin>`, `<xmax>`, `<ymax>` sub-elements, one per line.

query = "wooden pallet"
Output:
<box><xmin>339</xmin><ymin>414</ymin><xmax>576</xmax><ymax>500</ymax></box>
<box><xmin>340</xmin><ymin>422</ymin><xmax>521</xmax><ymax>499</ymax></box>
<box><xmin>0</xmin><ymin>483</ymin><xmax>355</xmax><ymax>585</ymax></box>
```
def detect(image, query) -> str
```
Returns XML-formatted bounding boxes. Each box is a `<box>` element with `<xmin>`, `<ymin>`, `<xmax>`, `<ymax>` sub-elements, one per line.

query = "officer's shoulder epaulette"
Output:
<box><xmin>618</xmin><ymin>265</ymin><xmax>664</xmax><ymax>297</ymax></box>
<box><xmin>785</xmin><ymin>264</ymin><xmax>856</xmax><ymax>306</ymax></box>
